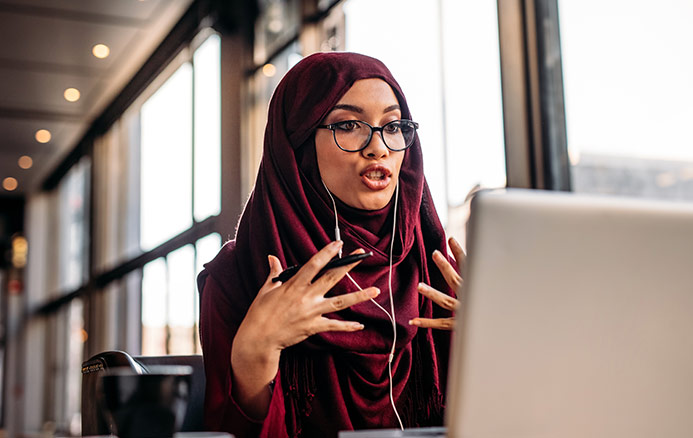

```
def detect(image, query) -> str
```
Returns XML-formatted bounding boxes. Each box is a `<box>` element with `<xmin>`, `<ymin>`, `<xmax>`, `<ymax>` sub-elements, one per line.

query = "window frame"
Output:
<box><xmin>497</xmin><ymin>0</ymin><xmax>571</xmax><ymax>190</ymax></box>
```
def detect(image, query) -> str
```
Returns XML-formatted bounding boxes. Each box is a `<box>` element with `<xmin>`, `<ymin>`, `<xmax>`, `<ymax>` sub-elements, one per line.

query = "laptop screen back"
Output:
<box><xmin>446</xmin><ymin>189</ymin><xmax>693</xmax><ymax>438</ymax></box>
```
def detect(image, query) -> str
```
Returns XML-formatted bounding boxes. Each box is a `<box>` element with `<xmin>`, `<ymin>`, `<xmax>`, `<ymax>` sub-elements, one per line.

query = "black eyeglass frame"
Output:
<box><xmin>317</xmin><ymin>119</ymin><xmax>419</xmax><ymax>152</ymax></box>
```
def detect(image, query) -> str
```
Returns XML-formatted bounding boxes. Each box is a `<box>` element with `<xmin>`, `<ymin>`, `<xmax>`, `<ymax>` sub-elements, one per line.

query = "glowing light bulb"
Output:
<box><xmin>18</xmin><ymin>156</ymin><xmax>33</xmax><ymax>169</ymax></box>
<box><xmin>64</xmin><ymin>87</ymin><xmax>81</xmax><ymax>102</ymax></box>
<box><xmin>262</xmin><ymin>63</ymin><xmax>277</xmax><ymax>77</ymax></box>
<box><xmin>92</xmin><ymin>43</ymin><xmax>110</xmax><ymax>59</ymax></box>
<box><xmin>3</xmin><ymin>177</ymin><xmax>18</xmax><ymax>191</ymax></box>
<box><xmin>35</xmin><ymin>129</ymin><xmax>51</xmax><ymax>143</ymax></box>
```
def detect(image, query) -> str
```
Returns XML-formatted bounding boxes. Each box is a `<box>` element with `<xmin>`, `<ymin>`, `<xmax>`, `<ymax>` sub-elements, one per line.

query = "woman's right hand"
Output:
<box><xmin>230</xmin><ymin>240</ymin><xmax>379</xmax><ymax>418</ymax></box>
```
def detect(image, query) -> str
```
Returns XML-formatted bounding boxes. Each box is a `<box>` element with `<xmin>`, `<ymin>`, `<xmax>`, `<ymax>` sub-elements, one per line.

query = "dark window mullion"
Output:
<box><xmin>190</xmin><ymin>55</ymin><xmax>198</xmax><ymax>355</ymax></box>
<box><xmin>164</xmin><ymin>255</ymin><xmax>171</xmax><ymax>356</ymax></box>
<box><xmin>191</xmin><ymin>55</ymin><xmax>198</xmax><ymax>226</ymax></box>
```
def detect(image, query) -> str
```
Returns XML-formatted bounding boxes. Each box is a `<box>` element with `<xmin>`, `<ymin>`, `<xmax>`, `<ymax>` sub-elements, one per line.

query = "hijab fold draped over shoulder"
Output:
<box><xmin>198</xmin><ymin>52</ymin><xmax>454</xmax><ymax>438</ymax></box>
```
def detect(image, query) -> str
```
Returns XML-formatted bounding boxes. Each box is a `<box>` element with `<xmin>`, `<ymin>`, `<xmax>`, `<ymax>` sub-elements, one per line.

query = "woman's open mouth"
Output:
<box><xmin>360</xmin><ymin>165</ymin><xmax>392</xmax><ymax>190</ymax></box>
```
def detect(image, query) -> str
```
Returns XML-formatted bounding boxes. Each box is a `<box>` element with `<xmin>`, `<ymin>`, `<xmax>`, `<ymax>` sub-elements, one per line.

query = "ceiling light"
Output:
<box><xmin>35</xmin><ymin>129</ymin><xmax>51</xmax><ymax>143</ymax></box>
<box><xmin>262</xmin><ymin>63</ymin><xmax>277</xmax><ymax>77</ymax></box>
<box><xmin>92</xmin><ymin>43</ymin><xmax>110</xmax><ymax>59</ymax></box>
<box><xmin>64</xmin><ymin>87</ymin><xmax>81</xmax><ymax>102</ymax></box>
<box><xmin>3</xmin><ymin>177</ymin><xmax>18</xmax><ymax>191</ymax></box>
<box><xmin>18</xmin><ymin>156</ymin><xmax>33</xmax><ymax>169</ymax></box>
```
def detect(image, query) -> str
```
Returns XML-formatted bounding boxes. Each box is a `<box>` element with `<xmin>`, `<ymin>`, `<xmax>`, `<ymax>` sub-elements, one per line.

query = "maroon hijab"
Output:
<box><xmin>199</xmin><ymin>52</ymin><xmax>454</xmax><ymax>437</ymax></box>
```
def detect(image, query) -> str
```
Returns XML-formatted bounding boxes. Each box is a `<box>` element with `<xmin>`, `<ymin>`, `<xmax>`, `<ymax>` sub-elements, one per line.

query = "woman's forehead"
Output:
<box><xmin>333</xmin><ymin>78</ymin><xmax>399</xmax><ymax>108</ymax></box>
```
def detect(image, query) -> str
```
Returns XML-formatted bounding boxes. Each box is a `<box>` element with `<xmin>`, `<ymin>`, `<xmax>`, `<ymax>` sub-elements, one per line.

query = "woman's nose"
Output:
<box><xmin>361</xmin><ymin>131</ymin><xmax>389</xmax><ymax>158</ymax></box>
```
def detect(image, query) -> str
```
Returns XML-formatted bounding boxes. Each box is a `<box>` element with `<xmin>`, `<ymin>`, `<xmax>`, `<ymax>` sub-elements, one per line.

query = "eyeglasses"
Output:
<box><xmin>317</xmin><ymin>119</ymin><xmax>419</xmax><ymax>152</ymax></box>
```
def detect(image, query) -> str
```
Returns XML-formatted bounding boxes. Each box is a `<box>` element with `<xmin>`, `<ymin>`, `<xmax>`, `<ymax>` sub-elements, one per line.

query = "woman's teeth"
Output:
<box><xmin>365</xmin><ymin>171</ymin><xmax>385</xmax><ymax>180</ymax></box>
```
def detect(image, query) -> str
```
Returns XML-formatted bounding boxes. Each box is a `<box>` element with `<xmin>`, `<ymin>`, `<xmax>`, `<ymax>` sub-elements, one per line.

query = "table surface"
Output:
<box><xmin>339</xmin><ymin>427</ymin><xmax>446</xmax><ymax>438</ymax></box>
<box><xmin>81</xmin><ymin>433</ymin><xmax>234</xmax><ymax>438</ymax></box>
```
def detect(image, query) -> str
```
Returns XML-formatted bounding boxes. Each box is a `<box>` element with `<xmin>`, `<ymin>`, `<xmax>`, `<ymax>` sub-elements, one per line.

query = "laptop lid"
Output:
<box><xmin>446</xmin><ymin>189</ymin><xmax>693</xmax><ymax>438</ymax></box>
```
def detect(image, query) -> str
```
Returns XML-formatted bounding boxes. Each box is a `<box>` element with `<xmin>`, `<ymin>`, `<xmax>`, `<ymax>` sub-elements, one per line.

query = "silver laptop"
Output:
<box><xmin>446</xmin><ymin>188</ymin><xmax>693</xmax><ymax>438</ymax></box>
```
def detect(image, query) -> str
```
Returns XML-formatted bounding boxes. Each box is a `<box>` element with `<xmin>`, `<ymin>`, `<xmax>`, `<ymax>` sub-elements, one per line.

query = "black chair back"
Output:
<box><xmin>81</xmin><ymin>350</ymin><xmax>205</xmax><ymax>436</ymax></box>
<box><xmin>134</xmin><ymin>354</ymin><xmax>206</xmax><ymax>432</ymax></box>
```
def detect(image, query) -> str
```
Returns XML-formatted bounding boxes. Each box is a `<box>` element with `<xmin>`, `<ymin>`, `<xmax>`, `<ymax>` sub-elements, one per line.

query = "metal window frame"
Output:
<box><xmin>497</xmin><ymin>0</ymin><xmax>571</xmax><ymax>191</ymax></box>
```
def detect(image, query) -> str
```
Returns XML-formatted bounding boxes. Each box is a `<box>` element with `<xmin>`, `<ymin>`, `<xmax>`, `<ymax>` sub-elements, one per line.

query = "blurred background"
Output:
<box><xmin>0</xmin><ymin>0</ymin><xmax>691</xmax><ymax>435</ymax></box>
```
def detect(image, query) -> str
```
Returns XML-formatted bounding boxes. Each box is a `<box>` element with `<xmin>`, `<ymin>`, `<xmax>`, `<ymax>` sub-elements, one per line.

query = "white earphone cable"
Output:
<box><xmin>386</xmin><ymin>180</ymin><xmax>404</xmax><ymax>430</ymax></box>
<box><xmin>321</xmin><ymin>179</ymin><xmax>404</xmax><ymax>430</ymax></box>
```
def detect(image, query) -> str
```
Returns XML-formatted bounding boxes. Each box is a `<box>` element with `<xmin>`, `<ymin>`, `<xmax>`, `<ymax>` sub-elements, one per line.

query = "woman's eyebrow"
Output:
<box><xmin>383</xmin><ymin>104</ymin><xmax>400</xmax><ymax>114</ymax></box>
<box><xmin>331</xmin><ymin>103</ymin><xmax>363</xmax><ymax>114</ymax></box>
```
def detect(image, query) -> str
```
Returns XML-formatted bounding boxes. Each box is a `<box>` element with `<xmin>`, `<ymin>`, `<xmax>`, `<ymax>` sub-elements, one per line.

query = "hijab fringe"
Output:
<box><xmin>399</xmin><ymin>331</ymin><xmax>444</xmax><ymax>428</ymax></box>
<box><xmin>281</xmin><ymin>349</ymin><xmax>315</xmax><ymax>437</ymax></box>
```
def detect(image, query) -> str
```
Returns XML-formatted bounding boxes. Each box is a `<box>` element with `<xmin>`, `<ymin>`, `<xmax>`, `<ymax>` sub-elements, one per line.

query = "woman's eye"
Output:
<box><xmin>335</xmin><ymin>121</ymin><xmax>360</xmax><ymax>131</ymax></box>
<box><xmin>384</xmin><ymin>122</ymin><xmax>401</xmax><ymax>134</ymax></box>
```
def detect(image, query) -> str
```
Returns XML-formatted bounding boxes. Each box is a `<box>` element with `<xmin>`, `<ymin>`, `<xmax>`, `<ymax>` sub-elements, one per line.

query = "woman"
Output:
<box><xmin>197</xmin><ymin>52</ymin><xmax>463</xmax><ymax>438</ymax></box>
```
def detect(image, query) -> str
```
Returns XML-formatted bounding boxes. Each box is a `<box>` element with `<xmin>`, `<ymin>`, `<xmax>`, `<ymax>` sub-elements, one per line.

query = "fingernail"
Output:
<box><xmin>352</xmin><ymin>322</ymin><xmax>365</xmax><ymax>330</ymax></box>
<box><xmin>408</xmin><ymin>319</ymin><xmax>417</xmax><ymax>326</ymax></box>
<box><xmin>332</xmin><ymin>240</ymin><xmax>343</xmax><ymax>248</ymax></box>
<box><xmin>369</xmin><ymin>288</ymin><xmax>380</xmax><ymax>298</ymax></box>
<box><xmin>432</xmin><ymin>250</ymin><xmax>442</xmax><ymax>258</ymax></box>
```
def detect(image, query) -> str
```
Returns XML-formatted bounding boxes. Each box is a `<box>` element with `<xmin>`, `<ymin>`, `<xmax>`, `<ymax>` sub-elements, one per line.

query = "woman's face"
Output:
<box><xmin>315</xmin><ymin>78</ymin><xmax>406</xmax><ymax>210</ymax></box>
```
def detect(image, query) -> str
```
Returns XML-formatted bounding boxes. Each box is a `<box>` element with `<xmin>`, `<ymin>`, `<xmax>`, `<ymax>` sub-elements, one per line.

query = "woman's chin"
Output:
<box><xmin>347</xmin><ymin>193</ymin><xmax>393</xmax><ymax>211</ymax></box>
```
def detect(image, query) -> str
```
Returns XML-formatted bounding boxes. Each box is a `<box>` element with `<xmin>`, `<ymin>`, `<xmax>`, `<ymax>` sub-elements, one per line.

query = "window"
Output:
<box><xmin>141</xmin><ymin>257</ymin><xmax>167</xmax><ymax>355</ymax></box>
<box><xmin>140</xmin><ymin>63</ymin><xmax>193</xmax><ymax>251</ymax></box>
<box><xmin>93</xmin><ymin>109</ymin><xmax>142</xmax><ymax>273</ymax></box>
<box><xmin>141</xmin><ymin>233</ymin><xmax>220</xmax><ymax>355</ymax></box>
<box><xmin>254</xmin><ymin>0</ymin><xmax>301</xmax><ymax>65</ymax></box>
<box><xmin>58</xmin><ymin>158</ymin><xmax>90</xmax><ymax>292</ymax></box>
<box><xmin>194</xmin><ymin>35</ymin><xmax>222</xmax><ymax>222</ymax></box>
<box><xmin>141</xmin><ymin>246</ymin><xmax>200</xmax><ymax>356</ymax></box>
<box><xmin>439</xmin><ymin>0</ymin><xmax>506</xmax><ymax>205</ymax></box>
<box><xmin>65</xmin><ymin>299</ymin><xmax>85</xmax><ymax>434</ymax></box>
<box><xmin>343</xmin><ymin>0</ymin><xmax>506</xmax><ymax>233</ymax></box>
<box><xmin>138</xmin><ymin>33</ymin><xmax>222</xmax><ymax>354</ymax></box>
<box><xmin>559</xmin><ymin>0</ymin><xmax>693</xmax><ymax>201</ymax></box>
<box><xmin>244</xmin><ymin>41</ymin><xmax>302</xmax><ymax>194</ymax></box>
<box><xmin>140</xmin><ymin>34</ymin><xmax>222</xmax><ymax>251</ymax></box>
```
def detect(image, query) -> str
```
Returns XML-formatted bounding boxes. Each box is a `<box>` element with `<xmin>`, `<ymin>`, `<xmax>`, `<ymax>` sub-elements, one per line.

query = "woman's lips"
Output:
<box><xmin>360</xmin><ymin>165</ymin><xmax>392</xmax><ymax>190</ymax></box>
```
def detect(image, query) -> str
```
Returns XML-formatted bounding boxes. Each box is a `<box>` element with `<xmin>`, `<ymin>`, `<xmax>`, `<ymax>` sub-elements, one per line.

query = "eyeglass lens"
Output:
<box><xmin>333</xmin><ymin>121</ymin><xmax>416</xmax><ymax>151</ymax></box>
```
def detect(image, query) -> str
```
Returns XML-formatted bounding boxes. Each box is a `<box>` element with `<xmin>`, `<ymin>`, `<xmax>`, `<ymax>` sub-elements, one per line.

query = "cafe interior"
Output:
<box><xmin>0</xmin><ymin>0</ymin><xmax>692</xmax><ymax>436</ymax></box>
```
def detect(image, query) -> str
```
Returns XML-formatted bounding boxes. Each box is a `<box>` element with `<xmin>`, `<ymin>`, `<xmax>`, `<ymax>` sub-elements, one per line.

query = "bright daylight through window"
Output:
<box><xmin>559</xmin><ymin>0</ymin><xmax>693</xmax><ymax>201</ymax></box>
<box><xmin>344</xmin><ymin>0</ymin><xmax>506</xmax><ymax>235</ymax></box>
<box><xmin>140</xmin><ymin>34</ymin><xmax>222</xmax><ymax>355</ymax></box>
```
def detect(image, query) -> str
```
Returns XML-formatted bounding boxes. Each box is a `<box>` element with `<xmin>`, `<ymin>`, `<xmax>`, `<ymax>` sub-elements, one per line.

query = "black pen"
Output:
<box><xmin>272</xmin><ymin>251</ymin><xmax>373</xmax><ymax>283</ymax></box>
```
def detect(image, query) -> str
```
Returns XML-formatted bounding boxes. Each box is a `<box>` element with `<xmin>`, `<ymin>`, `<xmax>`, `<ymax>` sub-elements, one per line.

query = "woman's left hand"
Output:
<box><xmin>409</xmin><ymin>236</ymin><xmax>465</xmax><ymax>330</ymax></box>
